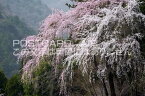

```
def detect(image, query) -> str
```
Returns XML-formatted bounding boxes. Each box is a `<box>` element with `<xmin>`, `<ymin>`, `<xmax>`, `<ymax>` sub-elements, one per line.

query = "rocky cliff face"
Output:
<box><xmin>19</xmin><ymin>0</ymin><xmax>145</xmax><ymax>96</ymax></box>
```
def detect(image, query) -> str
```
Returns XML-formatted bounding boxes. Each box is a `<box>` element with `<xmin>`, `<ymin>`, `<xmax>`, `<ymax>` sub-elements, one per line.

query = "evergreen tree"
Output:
<box><xmin>5</xmin><ymin>74</ymin><xmax>23</xmax><ymax>96</ymax></box>
<box><xmin>0</xmin><ymin>70</ymin><xmax>7</xmax><ymax>94</ymax></box>
<box><xmin>140</xmin><ymin>0</ymin><xmax>145</xmax><ymax>14</ymax></box>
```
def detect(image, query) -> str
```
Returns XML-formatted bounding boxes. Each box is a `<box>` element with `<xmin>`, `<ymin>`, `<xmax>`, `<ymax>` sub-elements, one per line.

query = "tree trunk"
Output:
<box><xmin>102</xmin><ymin>78</ymin><xmax>108</xmax><ymax>96</ymax></box>
<box><xmin>108</xmin><ymin>72</ymin><xmax>116</xmax><ymax>96</ymax></box>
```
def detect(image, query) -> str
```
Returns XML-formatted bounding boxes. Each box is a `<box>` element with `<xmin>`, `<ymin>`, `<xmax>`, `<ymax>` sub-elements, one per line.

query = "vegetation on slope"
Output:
<box><xmin>0</xmin><ymin>70</ymin><xmax>7</xmax><ymax>94</ymax></box>
<box><xmin>0</xmin><ymin>0</ymin><xmax>51</xmax><ymax>30</ymax></box>
<box><xmin>0</xmin><ymin>10</ymin><xmax>35</xmax><ymax>77</ymax></box>
<box><xmin>5</xmin><ymin>74</ymin><xmax>23</xmax><ymax>96</ymax></box>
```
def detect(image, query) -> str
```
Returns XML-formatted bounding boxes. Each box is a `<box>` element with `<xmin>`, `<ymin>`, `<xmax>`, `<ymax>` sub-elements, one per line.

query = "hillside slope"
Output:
<box><xmin>0</xmin><ymin>0</ymin><xmax>51</xmax><ymax>31</ymax></box>
<box><xmin>0</xmin><ymin>10</ymin><xmax>35</xmax><ymax>77</ymax></box>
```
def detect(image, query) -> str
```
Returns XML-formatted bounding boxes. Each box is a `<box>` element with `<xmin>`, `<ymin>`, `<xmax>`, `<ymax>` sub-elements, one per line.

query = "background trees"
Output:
<box><xmin>0</xmin><ymin>70</ymin><xmax>7</xmax><ymax>94</ymax></box>
<box><xmin>5</xmin><ymin>74</ymin><xmax>23</xmax><ymax>96</ymax></box>
<box><xmin>140</xmin><ymin>0</ymin><xmax>145</xmax><ymax>14</ymax></box>
<box><xmin>0</xmin><ymin>9</ymin><xmax>35</xmax><ymax>77</ymax></box>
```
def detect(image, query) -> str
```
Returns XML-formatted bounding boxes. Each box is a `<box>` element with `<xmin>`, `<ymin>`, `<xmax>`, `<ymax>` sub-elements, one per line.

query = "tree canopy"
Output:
<box><xmin>5</xmin><ymin>74</ymin><xmax>23</xmax><ymax>96</ymax></box>
<box><xmin>0</xmin><ymin>70</ymin><xmax>7</xmax><ymax>94</ymax></box>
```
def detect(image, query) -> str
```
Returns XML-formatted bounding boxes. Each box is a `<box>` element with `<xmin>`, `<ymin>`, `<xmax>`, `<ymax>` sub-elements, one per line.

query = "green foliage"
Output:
<box><xmin>34</xmin><ymin>59</ymin><xmax>52</xmax><ymax>76</ymax></box>
<box><xmin>23</xmin><ymin>82</ymin><xmax>34</xmax><ymax>96</ymax></box>
<box><xmin>0</xmin><ymin>70</ymin><xmax>7</xmax><ymax>94</ymax></box>
<box><xmin>66</xmin><ymin>0</ymin><xmax>86</xmax><ymax>8</ymax></box>
<box><xmin>5</xmin><ymin>74</ymin><xmax>23</xmax><ymax>96</ymax></box>
<box><xmin>25</xmin><ymin>59</ymin><xmax>60</xmax><ymax>96</ymax></box>
<box><xmin>138</xmin><ymin>0</ymin><xmax>145</xmax><ymax>57</ymax></box>
<box><xmin>140</xmin><ymin>0</ymin><xmax>145</xmax><ymax>15</ymax></box>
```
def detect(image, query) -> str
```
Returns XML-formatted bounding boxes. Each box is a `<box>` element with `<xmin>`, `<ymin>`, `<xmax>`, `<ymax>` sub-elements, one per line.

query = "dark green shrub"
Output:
<box><xmin>5</xmin><ymin>74</ymin><xmax>23</xmax><ymax>96</ymax></box>
<box><xmin>0</xmin><ymin>70</ymin><xmax>7</xmax><ymax>94</ymax></box>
